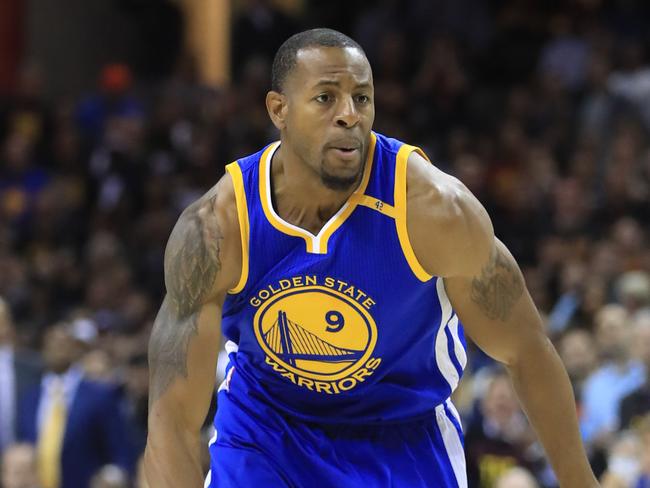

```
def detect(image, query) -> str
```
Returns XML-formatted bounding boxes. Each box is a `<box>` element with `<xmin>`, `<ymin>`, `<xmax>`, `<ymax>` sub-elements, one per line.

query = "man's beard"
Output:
<box><xmin>319</xmin><ymin>160</ymin><xmax>365</xmax><ymax>191</ymax></box>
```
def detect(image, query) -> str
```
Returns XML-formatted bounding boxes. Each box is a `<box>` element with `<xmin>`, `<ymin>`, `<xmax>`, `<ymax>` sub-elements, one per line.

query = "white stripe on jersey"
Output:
<box><xmin>435</xmin><ymin>278</ymin><xmax>462</xmax><ymax>391</ymax></box>
<box><xmin>436</xmin><ymin>401</ymin><xmax>467</xmax><ymax>488</ymax></box>
<box><xmin>448</xmin><ymin>314</ymin><xmax>467</xmax><ymax>370</ymax></box>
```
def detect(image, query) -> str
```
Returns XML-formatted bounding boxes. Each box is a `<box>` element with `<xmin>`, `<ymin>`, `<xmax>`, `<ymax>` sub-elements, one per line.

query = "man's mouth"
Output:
<box><xmin>330</xmin><ymin>147</ymin><xmax>359</xmax><ymax>160</ymax></box>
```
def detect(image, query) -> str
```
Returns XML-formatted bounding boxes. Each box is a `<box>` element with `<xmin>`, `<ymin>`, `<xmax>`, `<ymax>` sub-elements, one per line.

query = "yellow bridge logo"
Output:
<box><xmin>263</xmin><ymin>310</ymin><xmax>365</xmax><ymax>366</ymax></box>
<box><xmin>254</xmin><ymin>285</ymin><xmax>379</xmax><ymax>386</ymax></box>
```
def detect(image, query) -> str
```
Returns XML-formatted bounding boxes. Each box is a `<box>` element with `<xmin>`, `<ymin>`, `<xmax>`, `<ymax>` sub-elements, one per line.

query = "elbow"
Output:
<box><xmin>506</xmin><ymin>333</ymin><xmax>558</xmax><ymax>375</ymax></box>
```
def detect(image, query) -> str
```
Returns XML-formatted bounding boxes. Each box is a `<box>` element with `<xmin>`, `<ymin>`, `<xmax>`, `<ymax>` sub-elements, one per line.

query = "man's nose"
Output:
<box><xmin>334</xmin><ymin>97</ymin><xmax>360</xmax><ymax>128</ymax></box>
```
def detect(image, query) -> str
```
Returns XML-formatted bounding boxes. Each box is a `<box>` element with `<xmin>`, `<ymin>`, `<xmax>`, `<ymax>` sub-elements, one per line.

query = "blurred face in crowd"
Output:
<box><xmin>267</xmin><ymin>46</ymin><xmax>375</xmax><ymax>191</ymax></box>
<box><xmin>82</xmin><ymin>349</ymin><xmax>114</xmax><ymax>383</ymax></box>
<box><xmin>606</xmin><ymin>432</ymin><xmax>642</xmax><ymax>483</ymax></box>
<box><xmin>482</xmin><ymin>374</ymin><xmax>520</xmax><ymax>428</ymax></box>
<box><xmin>495</xmin><ymin>467</ymin><xmax>539</xmax><ymax>488</ymax></box>
<box><xmin>595</xmin><ymin>305</ymin><xmax>631</xmax><ymax>362</ymax></box>
<box><xmin>559</xmin><ymin>329</ymin><xmax>597</xmax><ymax>383</ymax></box>
<box><xmin>0</xmin><ymin>298</ymin><xmax>15</xmax><ymax>346</ymax></box>
<box><xmin>42</xmin><ymin>325</ymin><xmax>83</xmax><ymax>374</ymax></box>
<box><xmin>582</xmin><ymin>279</ymin><xmax>607</xmax><ymax>318</ymax></box>
<box><xmin>1</xmin><ymin>443</ymin><xmax>38</xmax><ymax>488</ymax></box>
<box><xmin>559</xmin><ymin>261</ymin><xmax>586</xmax><ymax>294</ymax></box>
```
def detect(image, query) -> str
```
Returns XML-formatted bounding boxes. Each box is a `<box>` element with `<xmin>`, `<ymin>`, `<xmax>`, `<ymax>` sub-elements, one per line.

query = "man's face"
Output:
<box><xmin>595</xmin><ymin>306</ymin><xmax>629</xmax><ymax>359</ymax></box>
<box><xmin>482</xmin><ymin>375</ymin><xmax>520</xmax><ymax>428</ymax></box>
<box><xmin>43</xmin><ymin>327</ymin><xmax>79</xmax><ymax>374</ymax></box>
<box><xmin>559</xmin><ymin>330</ymin><xmax>596</xmax><ymax>381</ymax></box>
<box><xmin>277</xmin><ymin>46</ymin><xmax>375</xmax><ymax>191</ymax></box>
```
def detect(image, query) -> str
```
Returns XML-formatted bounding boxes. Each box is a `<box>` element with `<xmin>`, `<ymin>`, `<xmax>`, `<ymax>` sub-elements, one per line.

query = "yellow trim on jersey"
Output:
<box><xmin>259</xmin><ymin>133</ymin><xmax>377</xmax><ymax>254</ymax></box>
<box><xmin>258</xmin><ymin>141</ymin><xmax>316</xmax><ymax>252</ymax></box>
<box><xmin>394</xmin><ymin>144</ymin><xmax>434</xmax><ymax>282</ymax></box>
<box><xmin>317</xmin><ymin>133</ymin><xmax>376</xmax><ymax>253</ymax></box>
<box><xmin>350</xmin><ymin>194</ymin><xmax>396</xmax><ymax>218</ymax></box>
<box><xmin>226</xmin><ymin>162</ymin><xmax>250</xmax><ymax>294</ymax></box>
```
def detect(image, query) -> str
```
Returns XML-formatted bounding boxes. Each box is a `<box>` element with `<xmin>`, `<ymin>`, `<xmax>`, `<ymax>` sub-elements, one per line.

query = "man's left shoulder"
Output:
<box><xmin>405</xmin><ymin>150</ymin><xmax>494</xmax><ymax>278</ymax></box>
<box><xmin>405</xmin><ymin>150</ymin><xmax>486</xmax><ymax>231</ymax></box>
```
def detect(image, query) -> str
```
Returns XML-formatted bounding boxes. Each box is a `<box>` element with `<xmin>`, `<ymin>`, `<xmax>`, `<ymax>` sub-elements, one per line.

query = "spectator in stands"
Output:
<box><xmin>538</xmin><ymin>13</ymin><xmax>590</xmax><ymax>91</ymax></box>
<box><xmin>581</xmin><ymin>304</ymin><xmax>645</xmax><ymax>446</ymax></box>
<box><xmin>465</xmin><ymin>369</ymin><xmax>537</xmax><ymax>488</ymax></box>
<box><xmin>494</xmin><ymin>466</ymin><xmax>540</xmax><ymax>488</ymax></box>
<box><xmin>0</xmin><ymin>128</ymin><xmax>49</xmax><ymax>229</ymax></box>
<box><xmin>608</xmin><ymin>40</ymin><xmax>650</xmax><ymax>131</ymax></box>
<box><xmin>557</xmin><ymin>328</ymin><xmax>598</xmax><ymax>407</ymax></box>
<box><xmin>620</xmin><ymin>313</ymin><xmax>650</xmax><ymax>430</ymax></box>
<box><xmin>75</xmin><ymin>63</ymin><xmax>143</xmax><ymax>145</ymax></box>
<box><xmin>615</xmin><ymin>271</ymin><xmax>650</xmax><ymax>316</ymax></box>
<box><xmin>599</xmin><ymin>430</ymin><xmax>643</xmax><ymax>488</ymax></box>
<box><xmin>0</xmin><ymin>297</ymin><xmax>41</xmax><ymax>453</ymax></box>
<box><xmin>17</xmin><ymin>323</ymin><xmax>135</xmax><ymax>488</ymax></box>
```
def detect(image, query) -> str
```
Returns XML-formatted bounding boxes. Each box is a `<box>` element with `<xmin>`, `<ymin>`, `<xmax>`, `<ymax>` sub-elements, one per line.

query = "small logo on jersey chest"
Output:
<box><xmin>252</xmin><ymin>277</ymin><xmax>382</xmax><ymax>394</ymax></box>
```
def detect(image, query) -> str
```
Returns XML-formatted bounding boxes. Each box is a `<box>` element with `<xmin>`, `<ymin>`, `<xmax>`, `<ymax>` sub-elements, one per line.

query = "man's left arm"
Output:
<box><xmin>405</xmin><ymin>151</ymin><xmax>597</xmax><ymax>487</ymax></box>
<box><xmin>444</xmin><ymin>240</ymin><xmax>597</xmax><ymax>487</ymax></box>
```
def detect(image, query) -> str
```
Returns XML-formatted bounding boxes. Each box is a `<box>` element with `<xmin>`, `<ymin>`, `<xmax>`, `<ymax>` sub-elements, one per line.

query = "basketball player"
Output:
<box><xmin>144</xmin><ymin>29</ymin><xmax>598</xmax><ymax>487</ymax></box>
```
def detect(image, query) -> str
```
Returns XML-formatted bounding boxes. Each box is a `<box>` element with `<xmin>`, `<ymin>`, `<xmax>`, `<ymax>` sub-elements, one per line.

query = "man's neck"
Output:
<box><xmin>270</xmin><ymin>146</ymin><xmax>361</xmax><ymax>235</ymax></box>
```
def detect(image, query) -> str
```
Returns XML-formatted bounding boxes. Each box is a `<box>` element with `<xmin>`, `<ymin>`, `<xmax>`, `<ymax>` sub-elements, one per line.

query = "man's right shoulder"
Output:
<box><xmin>165</xmin><ymin>171</ymin><xmax>242</xmax><ymax>302</ymax></box>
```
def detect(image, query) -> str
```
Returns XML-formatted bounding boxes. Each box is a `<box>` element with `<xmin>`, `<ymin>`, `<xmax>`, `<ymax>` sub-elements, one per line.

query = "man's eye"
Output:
<box><xmin>315</xmin><ymin>94</ymin><xmax>331</xmax><ymax>103</ymax></box>
<box><xmin>356</xmin><ymin>95</ymin><xmax>370</xmax><ymax>104</ymax></box>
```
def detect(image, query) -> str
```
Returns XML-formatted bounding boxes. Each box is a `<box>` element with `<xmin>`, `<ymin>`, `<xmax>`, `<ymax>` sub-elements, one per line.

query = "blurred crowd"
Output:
<box><xmin>1</xmin><ymin>0</ymin><xmax>650</xmax><ymax>487</ymax></box>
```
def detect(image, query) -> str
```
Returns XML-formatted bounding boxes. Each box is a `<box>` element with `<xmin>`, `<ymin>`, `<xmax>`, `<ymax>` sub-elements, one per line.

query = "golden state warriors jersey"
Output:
<box><xmin>221</xmin><ymin>131</ymin><xmax>467</xmax><ymax>424</ymax></box>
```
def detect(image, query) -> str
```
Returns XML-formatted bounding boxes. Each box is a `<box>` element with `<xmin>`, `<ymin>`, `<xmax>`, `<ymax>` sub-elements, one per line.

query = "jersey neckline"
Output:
<box><xmin>258</xmin><ymin>132</ymin><xmax>377</xmax><ymax>254</ymax></box>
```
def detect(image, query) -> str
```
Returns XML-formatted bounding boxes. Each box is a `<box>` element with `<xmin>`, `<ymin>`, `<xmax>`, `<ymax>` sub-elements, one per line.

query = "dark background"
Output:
<box><xmin>1</xmin><ymin>1</ymin><xmax>650</xmax><ymax>487</ymax></box>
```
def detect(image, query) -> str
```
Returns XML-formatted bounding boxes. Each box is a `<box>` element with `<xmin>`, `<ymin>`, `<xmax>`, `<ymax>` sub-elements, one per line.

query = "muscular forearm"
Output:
<box><xmin>144</xmin><ymin>410</ymin><xmax>205</xmax><ymax>487</ymax></box>
<box><xmin>507</xmin><ymin>337</ymin><xmax>598</xmax><ymax>488</ymax></box>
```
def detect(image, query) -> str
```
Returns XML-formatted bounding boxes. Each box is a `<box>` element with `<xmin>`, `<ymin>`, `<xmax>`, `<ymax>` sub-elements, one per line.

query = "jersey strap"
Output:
<box><xmin>394</xmin><ymin>144</ymin><xmax>434</xmax><ymax>282</ymax></box>
<box><xmin>226</xmin><ymin>162</ymin><xmax>250</xmax><ymax>294</ymax></box>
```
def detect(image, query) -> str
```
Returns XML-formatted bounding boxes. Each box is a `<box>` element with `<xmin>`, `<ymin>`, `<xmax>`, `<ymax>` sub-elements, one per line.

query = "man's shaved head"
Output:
<box><xmin>271</xmin><ymin>28</ymin><xmax>366</xmax><ymax>93</ymax></box>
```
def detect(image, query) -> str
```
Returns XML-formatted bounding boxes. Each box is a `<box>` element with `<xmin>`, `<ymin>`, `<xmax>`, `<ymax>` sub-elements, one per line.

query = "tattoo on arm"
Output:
<box><xmin>149</xmin><ymin>192</ymin><xmax>223</xmax><ymax>404</ymax></box>
<box><xmin>470</xmin><ymin>247</ymin><xmax>524</xmax><ymax>321</ymax></box>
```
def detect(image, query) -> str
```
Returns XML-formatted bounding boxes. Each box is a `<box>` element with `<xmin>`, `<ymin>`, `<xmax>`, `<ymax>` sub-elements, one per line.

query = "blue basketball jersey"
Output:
<box><xmin>220</xmin><ymin>131</ymin><xmax>467</xmax><ymax>425</ymax></box>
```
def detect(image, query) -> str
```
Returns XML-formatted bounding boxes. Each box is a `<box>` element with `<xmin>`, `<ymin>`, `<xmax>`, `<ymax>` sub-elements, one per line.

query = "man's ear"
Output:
<box><xmin>266</xmin><ymin>91</ymin><xmax>287</xmax><ymax>130</ymax></box>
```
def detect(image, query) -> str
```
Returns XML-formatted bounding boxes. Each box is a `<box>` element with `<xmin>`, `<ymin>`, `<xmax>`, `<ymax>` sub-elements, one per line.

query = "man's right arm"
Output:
<box><xmin>144</xmin><ymin>176</ymin><xmax>240</xmax><ymax>487</ymax></box>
